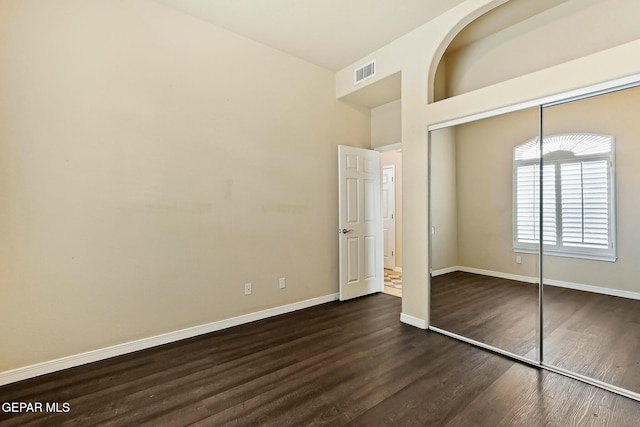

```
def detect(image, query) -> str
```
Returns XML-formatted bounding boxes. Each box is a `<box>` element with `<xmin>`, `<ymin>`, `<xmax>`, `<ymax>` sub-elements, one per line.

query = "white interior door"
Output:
<box><xmin>338</xmin><ymin>145</ymin><xmax>383</xmax><ymax>301</ymax></box>
<box><xmin>382</xmin><ymin>165</ymin><xmax>396</xmax><ymax>269</ymax></box>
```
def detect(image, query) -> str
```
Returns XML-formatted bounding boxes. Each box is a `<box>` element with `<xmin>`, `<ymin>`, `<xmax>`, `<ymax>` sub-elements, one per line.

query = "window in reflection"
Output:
<box><xmin>513</xmin><ymin>133</ymin><xmax>616</xmax><ymax>261</ymax></box>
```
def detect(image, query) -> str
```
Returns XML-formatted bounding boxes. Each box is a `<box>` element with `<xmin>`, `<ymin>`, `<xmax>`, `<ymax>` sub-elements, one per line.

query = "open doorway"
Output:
<box><xmin>371</xmin><ymin>95</ymin><xmax>402</xmax><ymax>298</ymax></box>
<box><xmin>379</xmin><ymin>147</ymin><xmax>402</xmax><ymax>297</ymax></box>
<box><xmin>340</xmin><ymin>73</ymin><xmax>403</xmax><ymax>297</ymax></box>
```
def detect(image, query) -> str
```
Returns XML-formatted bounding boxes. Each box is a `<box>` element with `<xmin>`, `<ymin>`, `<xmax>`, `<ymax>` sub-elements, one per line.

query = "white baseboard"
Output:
<box><xmin>453</xmin><ymin>266</ymin><xmax>640</xmax><ymax>301</ymax></box>
<box><xmin>400</xmin><ymin>312</ymin><xmax>428</xmax><ymax>329</ymax></box>
<box><xmin>431</xmin><ymin>266</ymin><xmax>459</xmax><ymax>277</ymax></box>
<box><xmin>0</xmin><ymin>293</ymin><xmax>339</xmax><ymax>387</ymax></box>
<box><xmin>543</xmin><ymin>278</ymin><xmax>640</xmax><ymax>301</ymax></box>
<box><xmin>457</xmin><ymin>266</ymin><xmax>537</xmax><ymax>284</ymax></box>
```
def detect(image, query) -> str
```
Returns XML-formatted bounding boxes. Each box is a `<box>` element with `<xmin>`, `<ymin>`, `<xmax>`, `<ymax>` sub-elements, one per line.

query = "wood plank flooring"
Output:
<box><xmin>542</xmin><ymin>284</ymin><xmax>640</xmax><ymax>393</ymax></box>
<box><xmin>1</xmin><ymin>292</ymin><xmax>640</xmax><ymax>426</ymax></box>
<box><xmin>431</xmin><ymin>271</ymin><xmax>640</xmax><ymax>399</ymax></box>
<box><xmin>431</xmin><ymin>271</ymin><xmax>539</xmax><ymax>358</ymax></box>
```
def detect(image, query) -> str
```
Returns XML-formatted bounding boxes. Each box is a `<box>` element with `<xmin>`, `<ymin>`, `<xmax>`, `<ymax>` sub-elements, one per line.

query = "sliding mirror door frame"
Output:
<box><xmin>428</xmin><ymin>73</ymin><xmax>640</xmax><ymax>402</ymax></box>
<box><xmin>540</xmin><ymin>83</ymin><xmax>640</xmax><ymax>402</ymax></box>
<box><xmin>428</xmin><ymin>107</ymin><xmax>542</xmax><ymax>365</ymax></box>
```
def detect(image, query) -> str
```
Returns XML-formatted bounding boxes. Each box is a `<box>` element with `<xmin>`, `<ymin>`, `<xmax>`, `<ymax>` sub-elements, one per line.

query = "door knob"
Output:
<box><xmin>341</xmin><ymin>228</ymin><xmax>353</xmax><ymax>234</ymax></box>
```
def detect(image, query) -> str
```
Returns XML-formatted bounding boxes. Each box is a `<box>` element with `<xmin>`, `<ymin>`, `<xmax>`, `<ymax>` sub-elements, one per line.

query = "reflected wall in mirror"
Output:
<box><xmin>541</xmin><ymin>84</ymin><xmax>640</xmax><ymax>395</ymax></box>
<box><xmin>430</xmin><ymin>107</ymin><xmax>541</xmax><ymax>360</ymax></box>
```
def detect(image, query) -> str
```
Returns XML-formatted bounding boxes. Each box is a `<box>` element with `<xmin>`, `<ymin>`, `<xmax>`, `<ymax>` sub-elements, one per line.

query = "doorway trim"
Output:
<box><xmin>376</xmin><ymin>143</ymin><xmax>402</xmax><ymax>273</ymax></box>
<box><xmin>382</xmin><ymin>165</ymin><xmax>396</xmax><ymax>269</ymax></box>
<box><xmin>375</xmin><ymin>142</ymin><xmax>402</xmax><ymax>152</ymax></box>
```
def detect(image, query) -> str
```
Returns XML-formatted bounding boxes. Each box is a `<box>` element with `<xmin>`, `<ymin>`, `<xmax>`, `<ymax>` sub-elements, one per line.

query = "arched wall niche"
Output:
<box><xmin>426</xmin><ymin>0</ymin><xmax>511</xmax><ymax>104</ymax></box>
<box><xmin>429</xmin><ymin>0</ymin><xmax>640</xmax><ymax>103</ymax></box>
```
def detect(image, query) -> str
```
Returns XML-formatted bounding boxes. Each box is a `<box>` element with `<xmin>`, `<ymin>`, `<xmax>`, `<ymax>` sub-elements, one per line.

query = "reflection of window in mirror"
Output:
<box><xmin>513</xmin><ymin>133</ymin><xmax>616</xmax><ymax>262</ymax></box>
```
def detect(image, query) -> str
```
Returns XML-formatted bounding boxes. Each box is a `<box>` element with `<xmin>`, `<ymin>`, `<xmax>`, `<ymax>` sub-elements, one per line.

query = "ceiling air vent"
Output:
<box><xmin>354</xmin><ymin>60</ymin><xmax>376</xmax><ymax>84</ymax></box>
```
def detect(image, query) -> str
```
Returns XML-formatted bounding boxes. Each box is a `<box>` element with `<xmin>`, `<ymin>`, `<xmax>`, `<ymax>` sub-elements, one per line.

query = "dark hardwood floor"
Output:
<box><xmin>542</xmin><ymin>284</ymin><xmax>640</xmax><ymax>393</ymax></box>
<box><xmin>431</xmin><ymin>271</ymin><xmax>539</xmax><ymax>358</ymax></box>
<box><xmin>2</xmin><ymin>292</ymin><xmax>640</xmax><ymax>426</ymax></box>
<box><xmin>432</xmin><ymin>271</ymin><xmax>640</xmax><ymax>399</ymax></box>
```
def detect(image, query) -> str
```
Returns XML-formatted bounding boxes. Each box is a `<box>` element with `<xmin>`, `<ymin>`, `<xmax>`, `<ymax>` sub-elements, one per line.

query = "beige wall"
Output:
<box><xmin>0</xmin><ymin>0</ymin><xmax>370</xmax><ymax>372</ymax></box>
<box><xmin>381</xmin><ymin>150</ymin><xmax>403</xmax><ymax>269</ymax></box>
<box><xmin>454</xmin><ymin>108</ymin><xmax>540</xmax><ymax>277</ymax></box>
<box><xmin>336</xmin><ymin>0</ymin><xmax>640</xmax><ymax>325</ymax></box>
<box><xmin>371</xmin><ymin>99</ymin><xmax>401</xmax><ymax>148</ymax></box>
<box><xmin>442</xmin><ymin>0</ymin><xmax>640</xmax><ymax>98</ymax></box>
<box><xmin>429</xmin><ymin>127</ymin><xmax>458</xmax><ymax>271</ymax></box>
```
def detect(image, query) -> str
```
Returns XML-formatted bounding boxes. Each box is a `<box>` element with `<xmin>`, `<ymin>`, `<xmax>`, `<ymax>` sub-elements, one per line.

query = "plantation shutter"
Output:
<box><xmin>515</xmin><ymin>163</ymin><xmax>556</xmax><ymax>245</ymax></box>
<box><xmin>560</xmin><ymin>160</ymin><xmax>610</xmax><ymax>248</ymax></box>
<box><xmin>513</xmin><ymin>133</ymin><xmax>615</xmax><ymax>261</ymax></box>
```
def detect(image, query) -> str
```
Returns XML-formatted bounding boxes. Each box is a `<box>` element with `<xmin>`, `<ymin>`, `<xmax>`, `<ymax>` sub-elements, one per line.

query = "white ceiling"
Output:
<box><xmin>155</xmin><ymin>0</ymin><xmax>466</xmax><ymax>71</ymax></box>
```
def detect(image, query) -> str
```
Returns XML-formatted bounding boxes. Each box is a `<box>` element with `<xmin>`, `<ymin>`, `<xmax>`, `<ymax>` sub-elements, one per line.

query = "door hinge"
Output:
<box><xmin>391</xmin><ymin>214</ymin><xmax>394</xmax><ymax>219</ymax></box>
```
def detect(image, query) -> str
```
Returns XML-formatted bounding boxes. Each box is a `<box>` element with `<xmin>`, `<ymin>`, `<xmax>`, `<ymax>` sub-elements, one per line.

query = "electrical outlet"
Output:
<box><xmin>516</xmin><ymin>256</ymin><xmax>522</xmax><ymax>264</ymax></box>
<box><xmin>279</xmin><ymin>277</ymin><xmax>286</xmax><ymax>289</ymax></box>
<box><xmin>244</xmin><ymin>282</ymin><xmax>252</xmax><ymax>295</ymax></box>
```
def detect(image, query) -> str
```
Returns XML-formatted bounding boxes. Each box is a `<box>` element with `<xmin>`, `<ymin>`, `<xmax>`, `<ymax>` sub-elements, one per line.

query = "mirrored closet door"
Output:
<box><xmin>541</xmin><ymin>84</ymin><xmax>640</xmax><ymax>398</ymax></box>
<box><xmin>429</xmin><ymin>78</ymin><xmax>640</xmax><ymax>401</ymax></box>
<box><xmin>429</xmin><ymin>107</ymin><xmax>541</xmax><ymax>362</ymax></box>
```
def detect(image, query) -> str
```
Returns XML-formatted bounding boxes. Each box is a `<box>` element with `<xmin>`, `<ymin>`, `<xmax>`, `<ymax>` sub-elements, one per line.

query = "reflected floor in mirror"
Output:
<box><xmin>543</xmin><ymin>285</ymin><xmax>640</xmax><ymax>393</ymax></box>
<box><xmin>431</xmin><ymin>271</ymin><xmax>539</xmax><ymax>358</ymax></box>
<box><xmin>431</xmin><ymin>271</ymin><xmax>640</xmax><ymax>395</ymax></box>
